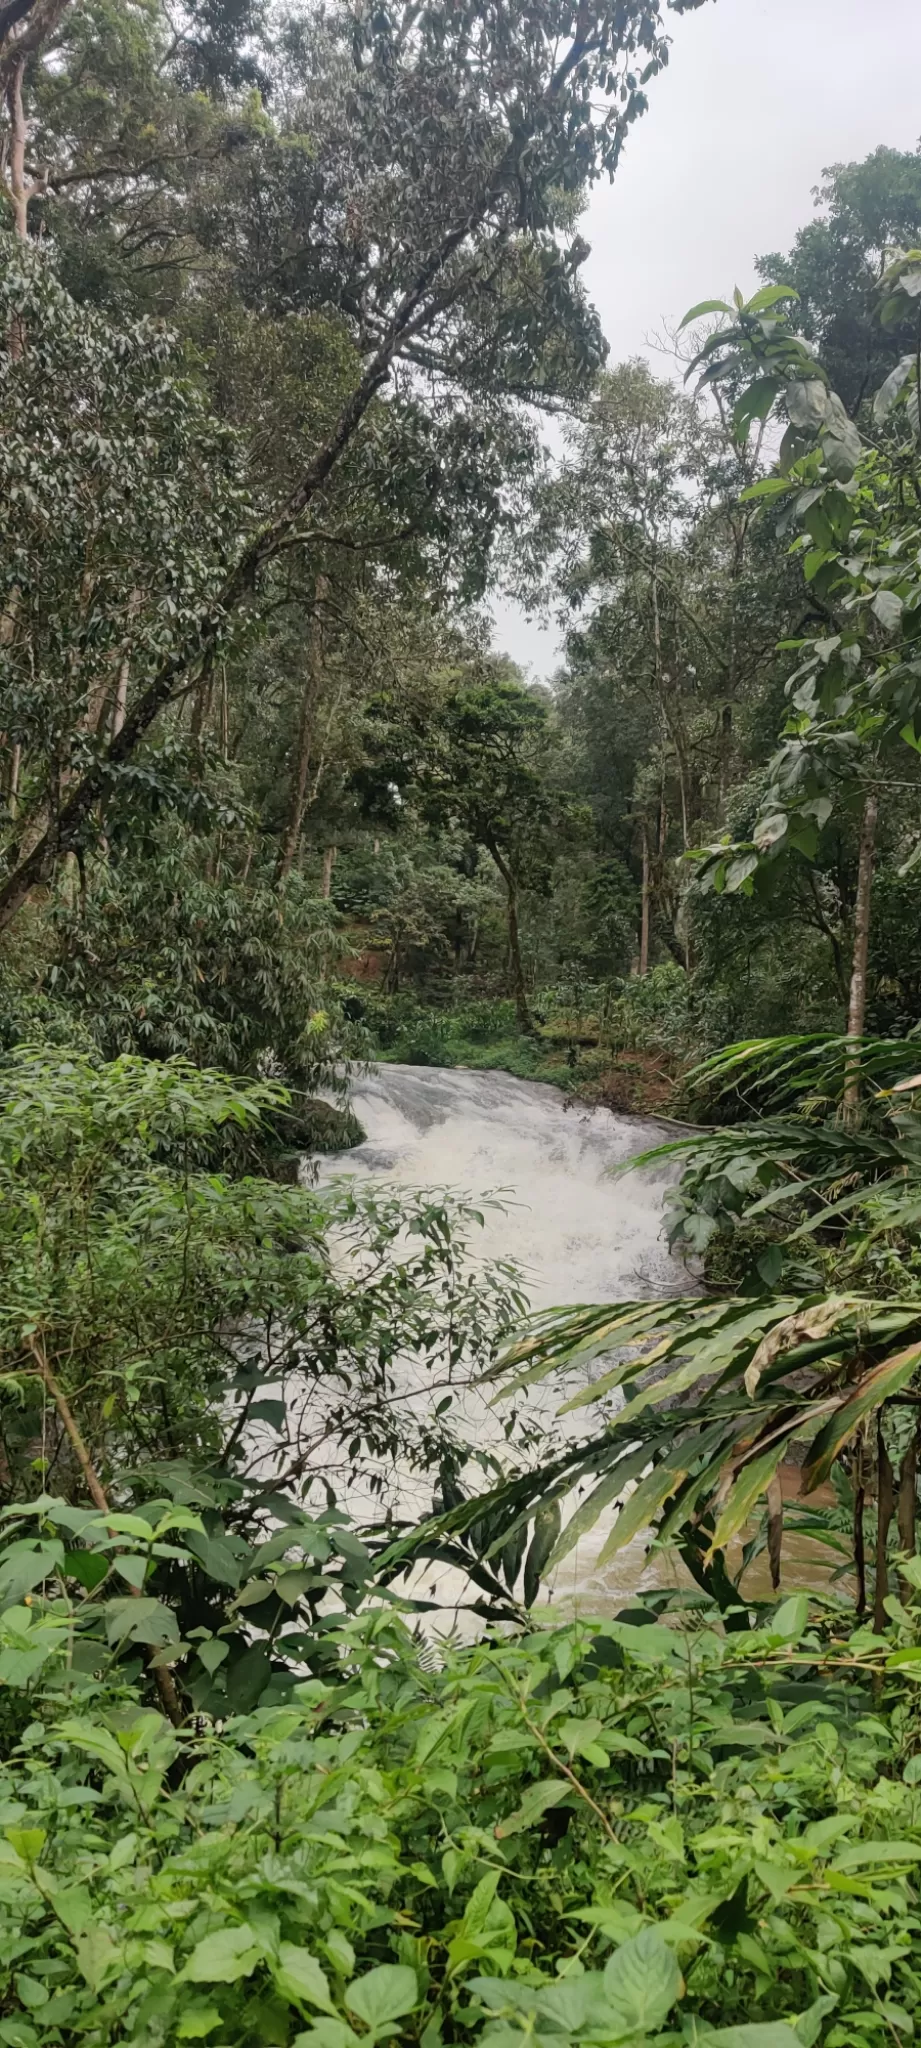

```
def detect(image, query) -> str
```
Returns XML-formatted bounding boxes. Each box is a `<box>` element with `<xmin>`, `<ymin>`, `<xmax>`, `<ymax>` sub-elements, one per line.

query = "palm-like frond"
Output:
<box><xmin>391</xmin><ymin>1035</ymin><xmax>921</xmax><ymax>1614</ymax></box>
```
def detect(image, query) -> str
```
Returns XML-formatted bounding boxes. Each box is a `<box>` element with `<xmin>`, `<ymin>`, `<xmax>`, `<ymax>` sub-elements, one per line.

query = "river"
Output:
<box><xmin>313</xmin><ymin>1063</ymin><xmax>838</xmax><ymax>1620</ymax></box>
<box><xmin>316</xmin><ymin>1062</ymin><xmax>695</xmax><ymax>1618</ymax></box>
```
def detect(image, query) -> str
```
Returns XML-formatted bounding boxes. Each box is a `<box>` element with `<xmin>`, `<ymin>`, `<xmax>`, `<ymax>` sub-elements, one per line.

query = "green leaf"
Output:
<box><xmin>770</xmin><ymin>1592</ymin><xmax>808</xmax><ymax>1641</ymax></box>
<box><xmin>494</xmin><ymin>1779</ymin><xmax>570</xmax><ymax>1838</ymax></box>
<box><xmin>596</xmin><ymin>1458</ymin><xmax>690</xmax><ymax>1563</ymax></box>
<box><xmin>871</xmin><ymin>588</ymin><xmax>903</xmax><ymax>631</ymax></box>
<box><xmin>786</xmin><ymin>380</ymin><xmax>828</xmax><ymax>431</ymax></box>
<box><xmin>196</xmin><ymin>1638</ymin><xmax>229</xmax><ymax>1675</ymax></box>
<box><xmin>12</xmin><ymin>1979</ymin><xmax>46</xmax><ymax>2012</ymax></box>
<box><xmin>75</xmin><ymin>1925</ymin><xmax>120</xmax><ymax>1991</ymax></box>
<box><xmin>873</xmin><ymin>354</ymin><xmax>916</xmax><ymax>425</ymax></box>
<box><xmin>0</xmin><ymin>1543</ymin><xmax>64</xmax><ymax>1609</ymax></box>
<box><xmin>345</xmin><ymin>1965</ymin><xmax>418</xmax><ymax>2030</ymax></box>
<box><xmin>523</xmin><ymin>1501</ymin><xmax>561</xmax><ymax>1606</ymax></box>
<box><xmin>803</xmin><ymin>1340</ymin><xmax>921</xmax><ymax>1490</ymax></box>
<box><xmin>180</xmin><ymin>1925</ymin><xmax>263</xmax><ymax>1983</ymax></box>
<box><xmin>104</xmin><ymin>1596</ymin><xmax>178</xmax><ymax>1648</ymax></box>
<box><xmin>176</xmin><ymin>2007</ymin><xmax>223</xmax><ymax>2040</ymax></box>
<box><xmin>64</xmin><ymin>1549</ymin><xmax>109</xmax><ymax>1592</ymax></box>
<box><xmin>602</xmin><ymin>1928</ymin><xmax>682</xmax><ymax>2032</ymax></box>
<box><xmin>830</xmin><ymin>1840</ymin><xmax>921</xmax><ymax>1870</ymax></box>
<box><xmin>708</xmin><ymin>1441</ymin><xmax>788</xmax><ymax>1557</ymax></box>
<box><xmin>4</xmin><ymin>1828</ymin><xmax>44</xmax><ymax>1864</ymax></box>
<box><xmin>745</xmin><ymin>285</ymin><xmax>800</xmax><ymax>313</ymax></box>
<box><xmin>733</xmin><ymin>375</ymin><xmax>782</xmax><ymax>438</ymax></box>
<box><xmin>699</xmin><ymin>2029</ymin><xmax>800</xmax><ymax>2047</ymax></box>
<box><xmin>679</xmin><ymin>299</ymin><xmax>733</xmax><ymax>329</ymax></box>
<box><xmin>274</xmin><ymin>1946</ymin><xmax>337</xmax><ymax>2014</ymax></box>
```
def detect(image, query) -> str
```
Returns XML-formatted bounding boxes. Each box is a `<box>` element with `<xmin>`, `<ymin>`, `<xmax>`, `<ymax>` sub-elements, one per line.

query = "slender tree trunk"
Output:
<box><xmin>488</xmin><ymin>838</ymin><xmax>530</xmax><ymax>1031</ymax></box>
<box><xmin>874</xmin><ymin>1419</ymin><xmax>895</xmax><ymax>1634</ymax></box>
<box><xmin>5</xmin><ymin>57</ymin><xmax>28</xmax><ymax>247</ymax></box>
<box><xmin>189</xmin><ymin>668</ymin><xmax>212</xmax><ymax>742</ymax></box>
<box><xmin>843</xmin><ymin>789</ymin><xmax>878</xmax><ymax>1117</ymax></box>
<box><xmin>639</xmin><ymin>822</ymin><xmax>650</xmax><ymax>976</ymax></box>
<box><xmin>25</xmin><ymin>1332</ymin><xmax>184</xmax><ymax>1726</ymax></box>
<box><xmin>277</xmin><ymin>576</ymin><xmax>327</xmax><ymax>882</ymax></box>
<box><xmin>7</xmin><ymin>742</ymin><xmax>20</xmax><ymax>816</ymax></box>
<box><xmin>112</xmin><ymin>657</ymin><xmax>129</xmax><ymax>737</ymax></box>
<box><xmin>898</xmin><ymin>1431</ymin><xmax>918</xmax><ymax>1602</ymax></box>
<box><xmin>321</xmin><ymin>844</ymin><xmax>336</xmax><ymax>899</ymax></box>
<box><xmin>505</xmin><ymin>880</ymin><xmax>530</xmax><ymax>1033</ymax></box>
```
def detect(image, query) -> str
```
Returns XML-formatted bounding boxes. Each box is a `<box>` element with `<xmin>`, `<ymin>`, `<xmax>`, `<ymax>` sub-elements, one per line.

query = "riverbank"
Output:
<box><xmin>345</xmin><ymin>983</ymin><xmax>684</xmax><ymax>1116</ymax></box>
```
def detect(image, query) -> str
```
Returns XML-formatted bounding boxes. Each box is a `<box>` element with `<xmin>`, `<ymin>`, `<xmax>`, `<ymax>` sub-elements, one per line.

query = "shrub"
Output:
<box><xmin>0</xmin><ymin>1600</ymin><xmax>916</xmax><ymax>2046</ymax></box>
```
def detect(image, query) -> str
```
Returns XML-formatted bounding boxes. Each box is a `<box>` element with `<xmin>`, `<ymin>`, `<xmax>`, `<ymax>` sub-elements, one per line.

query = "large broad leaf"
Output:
<box><xmin>745</xmin><ymin>285</ymin><xmax>800</xmax><ymax>314</ymax></box>
<box><xmin>536</xmin><ymin>1974</ymin><xmax>609</xmax><ymax>2032</ymax></box>
<box><xmin>830</xmin><ymin>1840</ymin><xmax>921</xmax><ymax>1870</ymax></box>
<box><xmin>785</xmin><ymin>379</ymin><xmax>828</xmax><ymax>430</ymax></box>
<box><xmin>0</xmin><ymin>1541</ymin><xmax>65</xmax><ymax>1609</ymax></box>
<box><xmin>802</xmin><ymin>1340</ymin><xmax>921</xmax><ymax>1490</ymax></box>
<box><xmin>733</xmin><ymin>375</ymin><xmax>782</xmax><ymax>438</ymax></box>
<box><xmin>273</xmin><ymin>1945</ymin><xmax>336</xmax><ymax>2013</ymax></box>
<box><xmin>679</xmin><ymin>297</ymin><xmax>734</xmax><ymax>328</ymax></box>
<box><xmin>873</xmin><ymin>353</ymin><xmax>916</xmax><ymax>424</ymax></box>
<box><xmin>494</xmin><ymin>1779</ymin><xmax>570</xmax><ymax>1839</ymax></box>
<box><xmin>104</xmin><ymin>1597</ymin><xmax>179</xmax><ymax>1648</ymax></box>
<box><xmin>180</xmin><ymin>1924</ymin><xmax>263</xmax><ymax>1983</ymax></box>
<box><xmin>345</xmin><ymin>1965</ymin><xmax>418</xmax><ymax>2030</ymax></box>
<box><xmin>602</xmin><ymin>1929</ymin><xmax>682</xmax><ymax>2032</ymax></box>
<box><xmin>698</xmin><ymin>2028</ymin><xmax>800</xmax><ymax>2047</ymax></box>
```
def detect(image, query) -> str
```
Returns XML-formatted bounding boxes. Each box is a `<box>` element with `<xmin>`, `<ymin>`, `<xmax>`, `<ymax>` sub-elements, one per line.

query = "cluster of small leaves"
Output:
<box><xmin>0</xmin><ymin>1602</ymin><xmax>917</xmax><ymax>2045</ymax></box>
<box><xmin>0</xmin><ymin>1046</ymin><xmax>540</xmax><ymax>1703</ymax></box>
<box><xmin>679</xmin><ymin>261</ymin><xmax>921</xmax><ymax>894</ymax></box>
<box><xmin>0</xmin><ymin>243</ymin><xmax>247</xmax><ymax>855</ymax></box>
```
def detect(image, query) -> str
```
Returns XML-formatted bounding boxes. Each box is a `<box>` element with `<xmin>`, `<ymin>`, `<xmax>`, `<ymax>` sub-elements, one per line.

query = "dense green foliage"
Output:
<box><xmin>9</xmin><ymin>7</ymin><xmax>921</xmax><ymax>2048</ymax></box>
<box><xmin>7</xmin><ymin>1581</ymin><xmax>921</xmax><ymax>2047</ymax></box>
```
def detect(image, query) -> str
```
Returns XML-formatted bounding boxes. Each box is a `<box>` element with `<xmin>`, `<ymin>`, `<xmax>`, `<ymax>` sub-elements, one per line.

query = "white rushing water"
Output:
<box><xmin>324</xmin><ymin>1063</ymin><xmax>688</xmax><ymax>1309</ymax></box>
<box><xmin>315</xmin><ymin>1063</ymin><xmax>692</xmax><ymax>1618</ymax></box>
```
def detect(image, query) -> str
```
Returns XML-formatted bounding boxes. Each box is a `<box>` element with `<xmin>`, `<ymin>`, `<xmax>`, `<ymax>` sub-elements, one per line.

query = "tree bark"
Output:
<box><xmin>277</xmin><ymin>577</ymin><xmax>327</xmax><ymax>882</ymax></box>
<box><xmin>639</xmin><ymin>821</ymin><xmax>650</xmax><ymax>976</ymax></box>
<box><xmin>874</xmin><ymin>1419</ymin><xmax>895</xmax><ymax>1634</ymax></box>
<box><xmin>488</xmin><ymin>837</ymin><xmax>530</xmax><ymax>1031</ymax></box>
<box><xmin>843</xmin><ymin>789</ymin><xmax>878</xmax><ymax>1117</ymax></box>
<box><xmin>321</xmin><ymin>844</ymin><xmax>336</xmax><ymax>899</ymax></box>
<box><xmin>898</xmin><ymin>1432</ymin><xmax>918</xmax><ymax>1602</ymax></box>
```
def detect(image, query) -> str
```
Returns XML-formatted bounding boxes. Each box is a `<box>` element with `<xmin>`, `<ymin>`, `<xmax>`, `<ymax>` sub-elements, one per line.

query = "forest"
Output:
<box><xmin>5</xmin><ymin>0</ymin><xmax>921</xmax><ymax>2042</ymax></box>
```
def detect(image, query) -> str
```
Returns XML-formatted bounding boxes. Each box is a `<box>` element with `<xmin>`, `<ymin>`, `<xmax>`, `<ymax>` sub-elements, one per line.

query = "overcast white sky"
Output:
<box><xmin>491</xmin><ymin>0</ymin><xmax>921</xmax><ymax>681</ymax></box>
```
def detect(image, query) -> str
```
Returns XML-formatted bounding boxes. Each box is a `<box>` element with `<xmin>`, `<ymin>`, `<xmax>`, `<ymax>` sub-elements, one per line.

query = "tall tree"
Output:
<box><xmin>0</xmin><ymin>0</ymin><xmax>708</xmax><ymax>933</ymax></box>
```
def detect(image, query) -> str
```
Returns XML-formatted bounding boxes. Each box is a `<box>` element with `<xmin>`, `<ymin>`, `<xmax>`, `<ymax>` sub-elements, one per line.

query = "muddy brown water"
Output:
<box><xmin>316</xmin><ymin>1065</ymin><xmax>838</xmax><ymax>1623</ymax></box>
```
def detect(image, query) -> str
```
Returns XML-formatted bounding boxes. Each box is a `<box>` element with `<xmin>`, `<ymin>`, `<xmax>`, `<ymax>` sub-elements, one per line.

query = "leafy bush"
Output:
<box><xmin>452</xmin><ymin>998</ymin><xmax>519</xmax><ymax>1044</ymax></box>
<box><xmin>0</xmin><ymin>1600</ymin><xmax>918</xmax><ymax>2045</ymax></box>
<box><xmin>602</xmin><ymin>965</ymin><xmax>693</xmax><ymax>1057</ymax></box>
<box><xmin>48</xmin><ymin>837</ymin><xmax>352</xmax><ymax>1090</ymax></box>
<box><xmin>0</xmin><ymin>1047</ymin><xmax>535</xmax><ymax>1717</ymax></box>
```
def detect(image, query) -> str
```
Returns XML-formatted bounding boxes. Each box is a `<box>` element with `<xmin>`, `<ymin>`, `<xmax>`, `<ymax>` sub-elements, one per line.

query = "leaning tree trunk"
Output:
<box><xmin>843</xmin><ymin>789</ymin><xmax>878</xmax><ymax>1118</ymax></box>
